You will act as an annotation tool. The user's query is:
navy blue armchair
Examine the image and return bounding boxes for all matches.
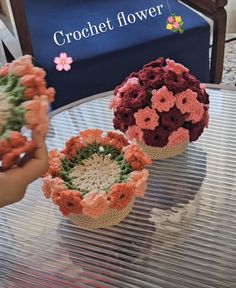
[0,0,227,109]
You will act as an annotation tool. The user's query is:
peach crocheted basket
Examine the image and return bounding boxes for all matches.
[110,57,209,160]
[42,129,151,229]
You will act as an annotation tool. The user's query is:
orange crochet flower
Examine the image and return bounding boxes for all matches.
[175,89,198,114]
[81,191,110,219]
[152,86,175,112]
[104,131,129,151]
[167,127,189,147]
[50,177,67,204]
[57,190,83,216]
[80,129,103,145]
[62,136,84,159]
[124,144,152,170]
[47,149,64,177]
[134,107,159,130]
[129,169,149,197]
[22,96,49,135]
[108,183,135,210]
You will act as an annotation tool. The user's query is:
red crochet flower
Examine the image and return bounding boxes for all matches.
[122,85,148,109]
[164,70,189,94]
[143,57,166,68]
[113,107,135,132]
[161,107,185,131]
[138,67,165,89]
[142,127,170,147]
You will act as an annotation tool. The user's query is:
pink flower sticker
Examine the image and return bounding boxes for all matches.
[54,53,73,71]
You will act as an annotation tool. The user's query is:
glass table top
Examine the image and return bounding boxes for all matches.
[1,87,236,288]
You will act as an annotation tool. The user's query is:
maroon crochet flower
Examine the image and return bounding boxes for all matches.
[142,126,170,147]
[122,85,148,109]
[160,107,185,131]
[113,107,135,132]
[138,67,165,89]
[143,57,165,69]
[184,119,205,142]
[164,70,189,94]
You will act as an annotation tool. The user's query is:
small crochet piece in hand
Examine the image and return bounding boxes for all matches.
[0,55,55,170]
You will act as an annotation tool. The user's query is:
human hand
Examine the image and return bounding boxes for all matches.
[0,131,48,207]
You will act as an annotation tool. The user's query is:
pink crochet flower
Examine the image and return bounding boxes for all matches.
[81,192,110,219]
[54,53,73,71]
[167,127,189,147]
[173,22,180,29]
[164,59,189,75]
[134,107,159,130]
[152,86,175,112]
[129,169,149,197]
[167,16,175,23]
[118,77,140,94]
[186,102,205,123]
[175,89,198,114]
[126,125,144,143]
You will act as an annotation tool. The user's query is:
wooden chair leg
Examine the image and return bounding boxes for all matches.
[210,7,227,83]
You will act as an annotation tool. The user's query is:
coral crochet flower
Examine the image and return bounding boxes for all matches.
[134,107,159,130]
[186,102,205,123]
[129,169,149,197]
[63,136,84,159]
[104,131,129,151]
[108,183,135,210]
[81,192,110,219]
[124,144,152,170]
[126,125,144,142]
[58,190,83,216]
[152,86,175,112]
[165,58,189,76]
[167,127,189,147]
[175,89,198,114]
[80,129,103,145]
[47,150,64,177]
[50,177,67,204]
[54,53,73,71]
[118,77,140,94]
[23,96,49,135]
[42,175,53,199]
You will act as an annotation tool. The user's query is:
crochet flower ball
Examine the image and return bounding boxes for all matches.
[110,58,209,148]
[0,55,55,170]
[42,129,151,219]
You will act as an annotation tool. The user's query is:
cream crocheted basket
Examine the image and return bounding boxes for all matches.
[139,140,189,160]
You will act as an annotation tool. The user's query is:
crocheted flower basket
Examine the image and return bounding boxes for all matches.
[110,57,209,160]
[42,129,151,229]
[0,55,55,170]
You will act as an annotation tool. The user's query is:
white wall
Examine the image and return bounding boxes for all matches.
[226,0,236,33]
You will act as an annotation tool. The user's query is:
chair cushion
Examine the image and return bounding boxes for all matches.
[23,0,210,108]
